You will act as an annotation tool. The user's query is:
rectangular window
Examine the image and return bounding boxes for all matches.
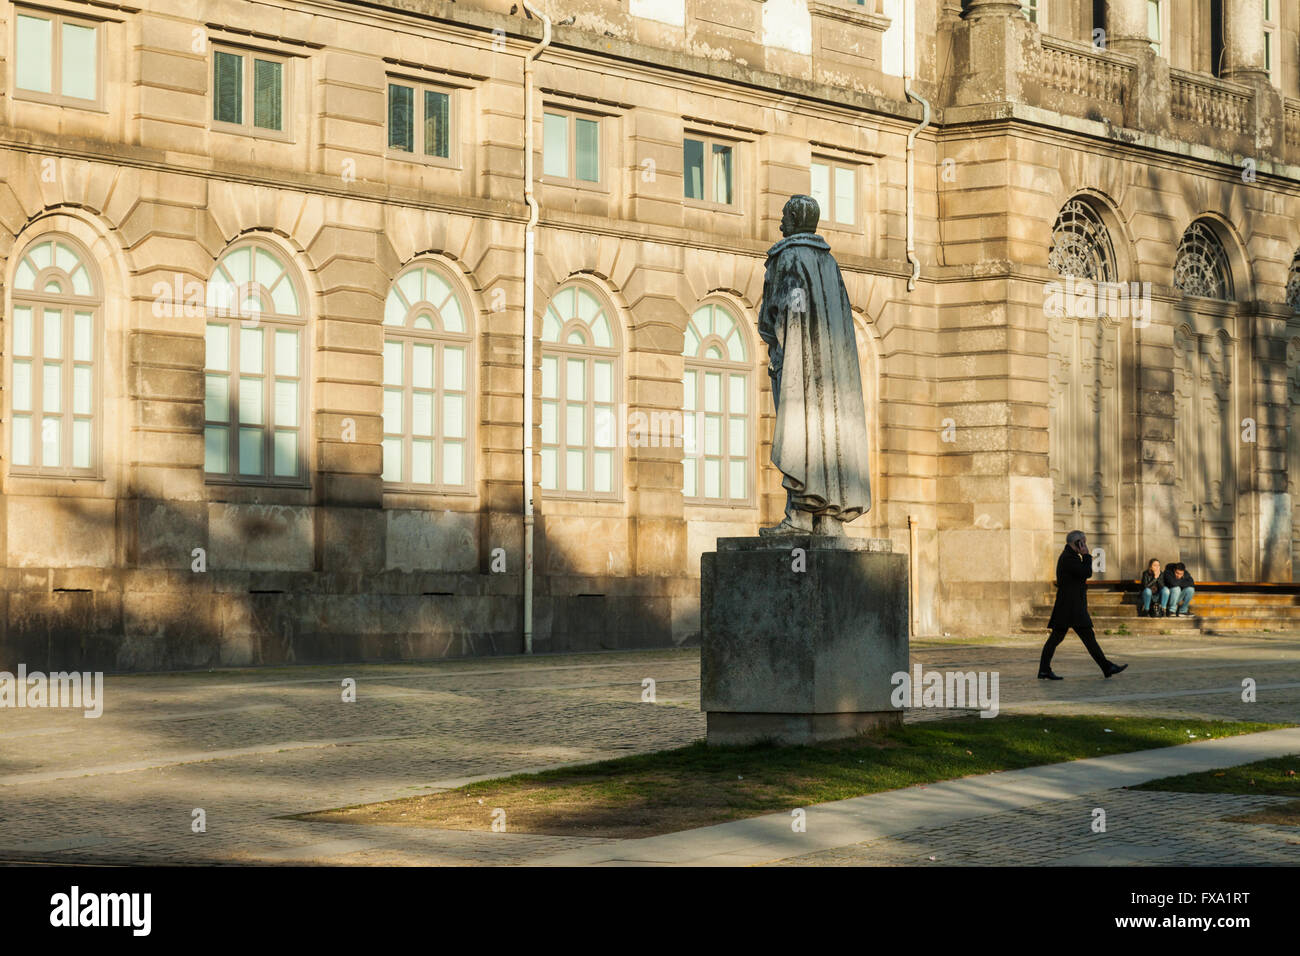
[683,135,736,207]
[9,303,97,475]
[388,80,454,162]
[1020,1,1039,26]
[212,46,288,137]
[204,322,302,482]
[1146,0,1166,57]
[810,159,858,228]
[542,109,601,185]
[13,9,100,107]
[1264,0,1279,88]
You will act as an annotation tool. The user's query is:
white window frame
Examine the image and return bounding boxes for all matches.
[8,234,102,478]
[683,133,738,210]
[1147,0,1169,58]
[386,76,458,167]
[12,7,103,110]
[1264,0,1280,88]
[810,157,860,230]
[682,301,753,507]
[210,44,292,142]
[203,242,308,485]
[542,107,603,187]
[381,261,475,492]
[1021,0,1044,30]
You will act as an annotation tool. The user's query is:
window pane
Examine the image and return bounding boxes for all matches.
[206,323,230,371]
[729,373,746,412]
[13,361,32,411]
[565,449,585,491]
[74,312,93,361]
[274,329,297,376]
[541,355,558,398]
[253,59,283,131]
[238,378,263,424]
[443,346,465,391]
[544,112,569,178]
[443,393,464,439]
[274,380,297,428]
[412,392,433,437]
[384,341,403,385]
[14,307,34,356]
[73,420,92,469]
[383,388,403,433]
[593,449,612,493]
[44,311,62,358]
[684,138,704,200]
[575,117,599,182]
[238,427,263,474]
[61,22,97,100]
[43,365,61,414]
[810,162,830,213]
[382,437,402,482]
[593,405,616,448]
[729,459,746,500]
[12,416,32,466]
[240,327,263,374]
[388,83,414,151]
[41,417,61,466]
[205,374,229,422]
[683,456,696,497]
[413,344,434,389]
[16,15,53,94]
[704,371,721,412]
[835,167,856,225]
[542,401,557,444]
[412,439,434,484]
[540,447,557,489]
[442,441,464,485]
[424,89,450,158]
[273,430,296,476]
[704,457,721,498]
[73,366,92,415]
[730,416,746,456]
[214,51,243,124]
[204,425,228,472]
[711,143,733,204]
[593,361,612,403]
[566,405,585,445]
[566,357,585,401]
[704,414,722,456]
[683,369,696,411]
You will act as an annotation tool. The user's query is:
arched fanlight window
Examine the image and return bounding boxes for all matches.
[540,283,619,497]
[1286,249,1300,311]
[1174,220,1234,300]
[382,262,473,489]
[9,235,101,475]
[682,301,751,503]
[1048,199,1116,282]
[203,240,307,483]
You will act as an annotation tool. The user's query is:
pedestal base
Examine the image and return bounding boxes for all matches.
[700,535,910,746]
[706,710,903,746]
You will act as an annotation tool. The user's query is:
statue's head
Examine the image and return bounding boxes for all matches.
[780,195,820,237]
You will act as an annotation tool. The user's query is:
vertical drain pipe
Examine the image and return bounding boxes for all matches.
[903,0,930,292]
[908,514,919,637]
[522,3,551,653]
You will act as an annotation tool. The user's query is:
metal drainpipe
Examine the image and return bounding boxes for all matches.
[521,2,551,653]
[903,0,930,292]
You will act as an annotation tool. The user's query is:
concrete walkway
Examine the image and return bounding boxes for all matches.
[530,728,1300,866]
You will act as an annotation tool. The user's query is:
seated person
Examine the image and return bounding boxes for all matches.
[1139,559,1161,617]
[1170,563,1195,616]
[1158,562,1181,616]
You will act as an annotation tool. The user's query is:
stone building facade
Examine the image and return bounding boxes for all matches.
[2,0,1299,671]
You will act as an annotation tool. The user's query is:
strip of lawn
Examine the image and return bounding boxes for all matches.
[1134,754,1300,827]
[296,715,1288,839]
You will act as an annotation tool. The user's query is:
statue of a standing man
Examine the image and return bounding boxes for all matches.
[758,195,872,536]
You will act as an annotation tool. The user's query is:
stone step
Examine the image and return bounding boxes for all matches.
[1028,603,1300,618]
[1040,592,1300,606]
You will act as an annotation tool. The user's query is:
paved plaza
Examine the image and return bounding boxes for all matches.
[1,632,1298,866]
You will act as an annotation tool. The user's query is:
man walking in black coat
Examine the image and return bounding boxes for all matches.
[1039,530,1128,680]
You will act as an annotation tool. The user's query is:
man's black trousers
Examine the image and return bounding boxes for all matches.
[1040,625,1109,673]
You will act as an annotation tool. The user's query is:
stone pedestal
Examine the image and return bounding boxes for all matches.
[699,536,909,746]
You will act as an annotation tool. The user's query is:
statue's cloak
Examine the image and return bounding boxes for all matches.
[757,233,871,520]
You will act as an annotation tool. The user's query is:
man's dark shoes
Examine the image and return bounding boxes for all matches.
[1038,669,1063,680]
[1103,662,1128,678]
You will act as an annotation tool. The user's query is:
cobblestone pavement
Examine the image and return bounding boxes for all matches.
[0,633,1297,866]
[765,790,1300,866]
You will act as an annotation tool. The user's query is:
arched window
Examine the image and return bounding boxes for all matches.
[1048,199,1116,282]
[1174,220,1234,300]
[682,301,750,503]
[540,283,618,496]
[1286,249,1300,311]
[204,240,306,482]
[9,235,100,475]
[382,261,473,489]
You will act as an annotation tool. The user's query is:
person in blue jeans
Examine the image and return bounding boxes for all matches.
[1160,563,1196,617]
[1139,558,1162,617]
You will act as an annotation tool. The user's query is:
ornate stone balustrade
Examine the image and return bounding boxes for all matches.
[1285,99,1300,149]
[1040,37,1131,106]
[1170,69,1253,134]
